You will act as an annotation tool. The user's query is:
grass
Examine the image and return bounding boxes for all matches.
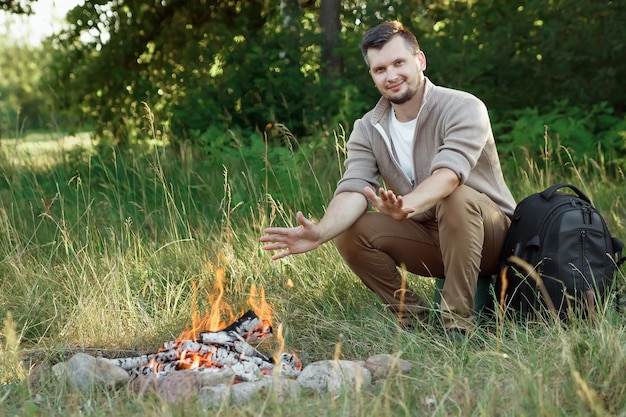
[0,126,625,416]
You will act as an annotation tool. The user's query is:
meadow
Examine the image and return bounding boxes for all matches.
[0,122,625,417]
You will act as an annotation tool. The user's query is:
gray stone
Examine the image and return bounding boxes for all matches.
[264,376,301,401]
[129,373,160,395]
[28,363,51,392]
[52,352,130,393]
[296,360,371,397]
[230,376,301,405]
[230,360,264,382]
[196,366,236,386]
[230,380,265,405]
[364,354,412,381]
[158,369,204,404]
[199,383,231,408]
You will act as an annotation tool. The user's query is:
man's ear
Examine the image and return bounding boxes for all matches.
[418,51,427,71]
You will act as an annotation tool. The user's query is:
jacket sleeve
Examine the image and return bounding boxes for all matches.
[334,118,381,199]
[430,96,491,184]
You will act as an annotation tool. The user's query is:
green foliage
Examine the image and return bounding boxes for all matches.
[417,0,626,117]
[0,36,53,136]
[193,122,340,220]
[48,0,324,142]
[494,101,626,174]
[3,0,625,165]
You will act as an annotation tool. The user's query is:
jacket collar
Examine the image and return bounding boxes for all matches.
[369,77,435,125]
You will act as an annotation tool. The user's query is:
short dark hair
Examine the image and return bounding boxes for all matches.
[360,21,420,67]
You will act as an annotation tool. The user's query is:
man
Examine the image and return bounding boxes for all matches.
[260,21,516,336]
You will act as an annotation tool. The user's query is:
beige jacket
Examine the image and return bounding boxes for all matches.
[335,78,516,220]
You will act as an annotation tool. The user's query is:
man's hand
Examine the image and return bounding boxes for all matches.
[260,211,322,260]
[364,186,415,220]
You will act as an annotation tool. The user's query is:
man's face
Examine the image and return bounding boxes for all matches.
[367,36,426,105]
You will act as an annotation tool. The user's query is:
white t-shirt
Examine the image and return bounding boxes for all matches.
[389,108,417,184]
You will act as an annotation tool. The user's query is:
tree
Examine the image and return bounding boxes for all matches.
[0,34,52,136]
[49,0,335,143]
[43,0,625,148]
[420,0,626,117]
[320,0,342,80]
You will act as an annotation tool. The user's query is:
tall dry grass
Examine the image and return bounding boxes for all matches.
[0,124,624,416]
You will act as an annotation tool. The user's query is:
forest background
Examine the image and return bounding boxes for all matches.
[0,0,626,415]
[2,0,625,166]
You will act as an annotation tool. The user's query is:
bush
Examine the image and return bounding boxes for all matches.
[494,101,626,174]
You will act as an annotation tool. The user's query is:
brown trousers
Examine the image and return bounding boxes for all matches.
[334,185,511,330]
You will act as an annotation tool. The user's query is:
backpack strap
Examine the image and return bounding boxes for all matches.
[540,183,592,204]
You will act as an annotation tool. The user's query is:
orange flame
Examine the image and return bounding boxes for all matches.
[177,269,275,343]
[205,268,235,330]
[276,323,285,357]
[178,350,213,370]
[157,268,281,373]
[247,283,272,327]
[179,268,237,341]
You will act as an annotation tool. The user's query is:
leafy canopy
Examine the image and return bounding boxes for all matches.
[3,0,624,158]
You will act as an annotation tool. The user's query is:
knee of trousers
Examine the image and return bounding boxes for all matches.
[334,226,358,261]
[436,185,483,221]
[334,216,373,262]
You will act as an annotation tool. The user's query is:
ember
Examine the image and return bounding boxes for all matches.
[102,311,301,382]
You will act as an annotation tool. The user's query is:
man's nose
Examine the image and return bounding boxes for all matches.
[386,66,398,80]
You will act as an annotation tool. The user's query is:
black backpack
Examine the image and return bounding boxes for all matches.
[496,183,625,319]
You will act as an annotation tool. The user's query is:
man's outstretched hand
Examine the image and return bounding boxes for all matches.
[364,187,415,220]
[260,211,322,260]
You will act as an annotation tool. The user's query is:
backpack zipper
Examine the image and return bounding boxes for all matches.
[580,228,587,270]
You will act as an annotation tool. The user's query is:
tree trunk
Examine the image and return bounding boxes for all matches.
[320,0,342,80]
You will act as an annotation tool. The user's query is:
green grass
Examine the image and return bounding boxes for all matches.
[0,127,625,416]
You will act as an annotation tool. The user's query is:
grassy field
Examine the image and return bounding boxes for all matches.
[0,128,625,416]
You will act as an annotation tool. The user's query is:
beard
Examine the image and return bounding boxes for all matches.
[384,78,421,105]
[388,89,416,105]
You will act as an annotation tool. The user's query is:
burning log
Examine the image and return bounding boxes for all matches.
[101,310,301,383]
[220,309,273,343]
[161,309,273,349]
[162,332,272,363]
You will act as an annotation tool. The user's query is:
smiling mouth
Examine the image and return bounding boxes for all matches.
[387,81,404,91]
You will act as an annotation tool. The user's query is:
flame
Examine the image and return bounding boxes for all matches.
[271,323,286,376]
[151,267,282,374]
[247,283,272,328]
[178,350,212,370]
[177,270,274,344]
[270,322,302,376]
[179,268,236,341]
[205,268,235,330]
[275,322,285,358]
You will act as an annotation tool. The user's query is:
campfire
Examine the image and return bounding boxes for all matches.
[102,270,302,383]
[35,268,413,406]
